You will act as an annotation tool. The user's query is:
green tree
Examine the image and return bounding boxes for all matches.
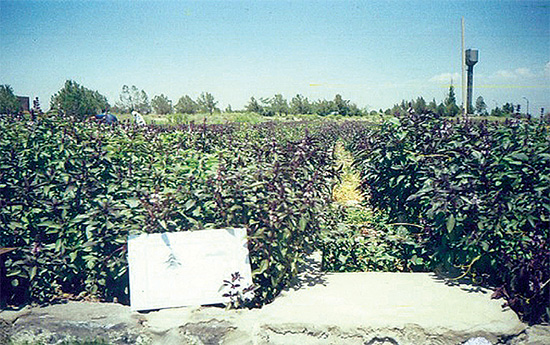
[50,80,109,120]
[333,94,351,116]
[245,96,263,114]
[490,106,503,117]
[444,85,460,116]
[269,94,289,116]
[151,94,173,115]
[390,103,402,116]
[348,103,362,116]
[0,85,20,114]
[475,96,488,115]
[116,85,151,114]
[137,90,152,114]
[259,98,275,116]
[313,99,335,116]
[197,92,218,115]
[175,95,198,114]
[427,98,438,114]
[502,103,515,116]
[436,102,447,117]
[413,96,427,114]
[290,94,312,115]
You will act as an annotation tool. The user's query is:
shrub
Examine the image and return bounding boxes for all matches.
[0,116,339,307]
[350,113,550,324]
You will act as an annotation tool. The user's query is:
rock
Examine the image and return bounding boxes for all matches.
[1,253,548,344]
[463,337,492,345]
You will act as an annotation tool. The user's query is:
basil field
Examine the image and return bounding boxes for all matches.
[0,113,548,324]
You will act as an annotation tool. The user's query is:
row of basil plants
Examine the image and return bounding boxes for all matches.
[349,113,549,324]
[0,115,339,307]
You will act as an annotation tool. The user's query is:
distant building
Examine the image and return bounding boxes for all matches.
[17,96,30,112]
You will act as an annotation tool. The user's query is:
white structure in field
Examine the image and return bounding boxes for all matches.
[132,111,146,126]
[127,228,252,311]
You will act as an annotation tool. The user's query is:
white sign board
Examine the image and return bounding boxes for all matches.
[127,228,252,311]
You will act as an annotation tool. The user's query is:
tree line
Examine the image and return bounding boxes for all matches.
[0,80,537,120]
[112,85,363,117]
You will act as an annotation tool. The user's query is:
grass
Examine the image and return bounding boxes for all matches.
[322,140,430,273]
[332,142,364,206]
[113,112,388,126]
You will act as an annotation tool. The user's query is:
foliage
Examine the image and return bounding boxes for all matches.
[32,97,43,117]
[245,96,263,114]
[220,271,256,308]
[50,80,109,120]
[175,95,199,115]
[268,94,289,116]
[151,94,173,115]
[313,99,334,116]
[0,116,339,308]
[491,102,517,117]
[0,84,20,115]
[242,94,364,117]
[332,94,361,116]
[390,90,462,118]
[475,96,488,116]
[116,85,151,114]
[197,92,218,115]
[350,112,550,324]
[321,207,429,272]
[444,84,460,116]
[290,94,312,115]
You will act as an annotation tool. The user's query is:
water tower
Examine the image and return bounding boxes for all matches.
[465,49,478,114]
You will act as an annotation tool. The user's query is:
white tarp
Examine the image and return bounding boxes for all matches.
[127,228,252,311]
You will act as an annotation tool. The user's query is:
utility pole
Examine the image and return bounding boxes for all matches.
[462,17,466,116]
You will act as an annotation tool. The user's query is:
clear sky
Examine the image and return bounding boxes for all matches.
[1,0,549,113]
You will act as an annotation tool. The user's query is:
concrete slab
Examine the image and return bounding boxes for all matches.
[259,272,523,333]
[1,254,547,344]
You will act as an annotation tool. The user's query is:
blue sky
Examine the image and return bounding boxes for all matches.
[1,0,549,113]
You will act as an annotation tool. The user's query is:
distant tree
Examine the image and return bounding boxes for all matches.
[197,92,218,115]
[444,85,460,116]
[245,96,263,114]
[31,97,43,118]
[0,85,20,114]
[436,102,447,117]
[491,106,503,117]
[50,80,109,120]
[259,97,275,116]
[151,94,173,115]
[475,96,488,115]
[313,99,334,116]
[175,95,198,114]
[348,103,362,116]
[413,96,427,114]
[426,98,437,114]
[136,90,151,114]
[290,94,312,115]
[225,104,233,113]
[333,94,351,116]
[502,103,515,116]
[116,85,151,114]
[269,94,289,116]
[390,102,403,116]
